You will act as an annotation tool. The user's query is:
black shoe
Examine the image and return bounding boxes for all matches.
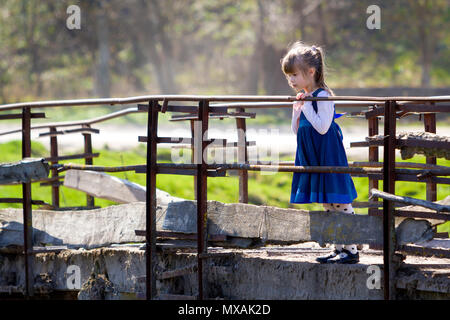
[316,249,341,264]
[326,249,359,264]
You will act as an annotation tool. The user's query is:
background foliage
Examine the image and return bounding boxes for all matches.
[0,0,449,104]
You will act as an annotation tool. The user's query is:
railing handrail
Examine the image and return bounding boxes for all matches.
[1,93,449,300]
[0,107,144,136]
[1,95,449,137]
[1,94,450,111]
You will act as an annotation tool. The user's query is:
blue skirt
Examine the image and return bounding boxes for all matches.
[290,112,357,204]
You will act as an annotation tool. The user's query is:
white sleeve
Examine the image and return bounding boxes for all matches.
[301,90,334,135]
[291,105,301,135]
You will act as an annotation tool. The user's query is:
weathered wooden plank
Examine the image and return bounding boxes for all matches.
[370,189,450,213]
[398,239,450,258]
[163,200,434,247]
[63,169,184,205]
[0,197,435,249]
[0,158,49,185]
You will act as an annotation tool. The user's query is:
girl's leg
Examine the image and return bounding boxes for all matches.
[322,203,343,252]
[331,203,358,255]
[316,203,344,263]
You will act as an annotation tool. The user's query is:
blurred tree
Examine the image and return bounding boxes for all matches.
[94,0,111,98]
[405,0,448,87]
[0,0,448,105]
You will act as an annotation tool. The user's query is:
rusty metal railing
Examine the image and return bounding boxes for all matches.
[1,107,146,210]
[0,94,449,300]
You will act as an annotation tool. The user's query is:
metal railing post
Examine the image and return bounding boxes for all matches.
[197,100,209,300]
[145,100,159,300]
[423,107,437,202]
[236,107,249,203]
[368,106,379,210]
[382,100,397,300]
[190,119,198,200]
[49,127,60,208]
[22,106,34,297]
[83,125,95,208]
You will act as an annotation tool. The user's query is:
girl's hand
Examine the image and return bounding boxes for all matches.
[296,92,312,100]
[296,92,306,100]
[293,92,307,111]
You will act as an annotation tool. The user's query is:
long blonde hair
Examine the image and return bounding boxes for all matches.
[280,41,334,96]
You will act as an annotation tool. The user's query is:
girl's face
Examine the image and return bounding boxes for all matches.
[285,67,315,93]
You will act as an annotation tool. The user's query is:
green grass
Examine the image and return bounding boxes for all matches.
[1,140,449,235]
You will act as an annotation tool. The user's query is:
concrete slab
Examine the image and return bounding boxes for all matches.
[0,203,162,249]
[0,244,449,300]
[0,199,434,250]
[163,200,433,246]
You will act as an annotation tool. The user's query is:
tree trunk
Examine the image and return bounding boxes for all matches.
[262,44,290,95]
[134,0,177,94]
[245,0,265,94]
[417,1,432,87]
[23,1,43,97]
[95,6,111,98]
[149,0,178,94]
[128,34,146,92]
[293,0,306,41]
[317,1,328,47]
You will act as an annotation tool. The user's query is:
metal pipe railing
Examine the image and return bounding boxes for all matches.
[1,94,450,112]
[0,107,144,136]
[0,94,449,301]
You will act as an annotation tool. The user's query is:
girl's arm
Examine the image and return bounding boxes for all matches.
[291,92,305,134]
[301,90,334,135]
[291,103,302,134]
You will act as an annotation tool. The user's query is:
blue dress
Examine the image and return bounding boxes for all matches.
[290,88,357,204]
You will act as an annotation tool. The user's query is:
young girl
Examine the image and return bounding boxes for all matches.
[281,42,359,264]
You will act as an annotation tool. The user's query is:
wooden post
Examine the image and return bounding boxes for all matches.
[383,100,397,300]
[83,126,95,208]
[236,108,249,203]
[22,106,34,297]
[49,127,60,208]
[146,100,158,300]
[423,108,437,202]
[197,100,209,300]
